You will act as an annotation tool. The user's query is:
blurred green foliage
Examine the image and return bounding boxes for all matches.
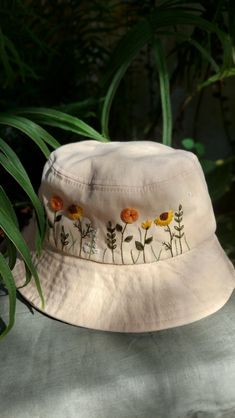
[0,0,235,338]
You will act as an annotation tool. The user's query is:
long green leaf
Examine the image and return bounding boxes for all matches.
[0,136,36,189]
[0,115,60,157]
[12,108,108,142]
[159,30,220,72]
[0,185,19,228]
[0,153,45,239]
[184,68,235,107]
[0,253,16,340]
[101,60,130,138]
[0,207,44,309]
[103,10,232,87]
[153,39,172,146]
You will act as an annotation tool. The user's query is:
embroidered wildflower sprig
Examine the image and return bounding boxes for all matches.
[134,220,153,263]
[49,195,64,246]
[48,193,190,264]
[60,225,69,251]
[154,211,174,257]
[116,208,138,264]
[106,221,117,263]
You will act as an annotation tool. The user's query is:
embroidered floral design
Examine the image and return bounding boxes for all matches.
[105,221,117,263]
[67,204,83,220]
[133,220,153,263]
[83,228,98,259]
[60,225,69,251]
[154,210,174,226]
[120,208,139,224]
[49,195,64,246]
[47,194,190,264]
[50,195,63,212]
[116,208,139,264]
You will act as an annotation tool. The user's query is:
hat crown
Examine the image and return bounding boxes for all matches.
[40,140,216,265]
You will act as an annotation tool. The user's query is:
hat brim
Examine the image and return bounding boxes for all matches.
[13,221,235,333]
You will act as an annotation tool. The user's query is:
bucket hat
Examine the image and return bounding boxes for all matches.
[13,140,235,332]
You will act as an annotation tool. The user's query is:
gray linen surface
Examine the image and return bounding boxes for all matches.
[1,291,235,418]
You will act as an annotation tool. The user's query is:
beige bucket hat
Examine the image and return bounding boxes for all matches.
[13,140,235,332]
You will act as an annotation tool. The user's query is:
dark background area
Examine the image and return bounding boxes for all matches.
[0,0,235,261]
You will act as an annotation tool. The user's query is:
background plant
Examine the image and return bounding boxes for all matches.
[0,0,235,339]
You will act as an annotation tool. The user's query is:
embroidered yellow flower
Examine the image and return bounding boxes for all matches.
[50,195,64,212]
[120,208,139,224]
[141,220,152,230]
[154,210,174,226]
[67,204,83,220]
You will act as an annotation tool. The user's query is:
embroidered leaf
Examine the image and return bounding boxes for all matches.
[145,236,153,244]
[174,216,183,223]
[135,241,144,251]
[175,233,184,239]
[107,243,117,250]
[115,223,123,232]
[55,215,62,222]
[107,221,116,233]
[174,225,184,231]
[124,235,133,242]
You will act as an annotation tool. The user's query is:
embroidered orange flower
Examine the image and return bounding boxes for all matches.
[120,208,139,224]
[67,204,83,220]
[50,195,63,212]
[141,220,152,230]
[154,210,174,226]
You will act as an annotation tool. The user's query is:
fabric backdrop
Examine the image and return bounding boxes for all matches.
[1,290,235,418]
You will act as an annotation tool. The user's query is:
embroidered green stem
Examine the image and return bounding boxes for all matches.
[102,248,107,263]
[53,211,57,246]
[174,204,184,254]
[143,229,148,263]
[120,223,127,264]
[60,225,69,251]
[106,221,117,263]
[184,235,190,251]
[76,218,83,257]
[164,225,174,257]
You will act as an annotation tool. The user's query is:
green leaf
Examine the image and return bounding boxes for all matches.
[124,235,133,243]
[197,68,235,91]
[115,223,123,232]
[101,60,130,138]
[0,115,58,157]
[153,38,172,146]
[104,10,231,87]
[182,138,195,150]
[135,241,144,251]
[5,237,17,270]
[0,207,44,309]
[13,108,107,143]
[0,253,16,340]
[145,236,153,244]
[0,152,45,239]
[0,185,18,228]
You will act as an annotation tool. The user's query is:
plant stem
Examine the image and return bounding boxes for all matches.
[120,223,127,264]
[53,211,57,247]
[78,218,83,257]
[166,225,174,257]
[143,229,148,263]
[153,38,172,146]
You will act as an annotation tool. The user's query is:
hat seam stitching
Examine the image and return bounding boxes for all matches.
[46,157,200,191]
